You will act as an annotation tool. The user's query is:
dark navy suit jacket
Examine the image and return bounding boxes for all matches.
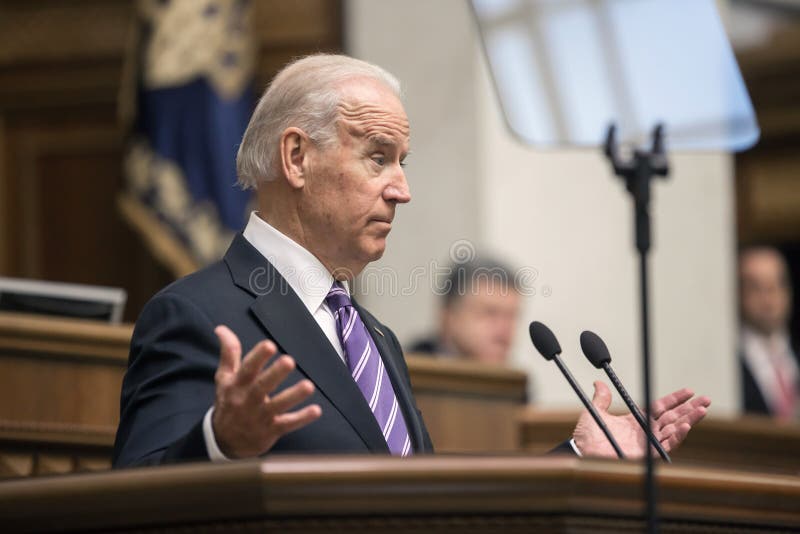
[113,234,434,467]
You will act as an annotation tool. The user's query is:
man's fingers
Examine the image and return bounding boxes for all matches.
[658,403,708,447]
[253,355,296,396]
[237,339,279,385]
[267,379,315,415]
[660,422,692,452]
[675,400,709,428]
[215,325,242,377]
[651,388,694,419]
[271,404,322,437]
[591,381,613,412]
[654,395,711,430]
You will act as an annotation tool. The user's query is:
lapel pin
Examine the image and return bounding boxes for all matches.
[373,326,385,337]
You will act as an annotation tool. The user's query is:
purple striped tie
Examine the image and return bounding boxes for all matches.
[325,282,412,456]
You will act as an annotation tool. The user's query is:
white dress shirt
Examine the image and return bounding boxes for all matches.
[741,326,799,418]
[203,212,348,460]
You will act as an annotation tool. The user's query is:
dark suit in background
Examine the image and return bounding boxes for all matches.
[741,353,771,415]
[740,342,800,416]
[113,234,433,467]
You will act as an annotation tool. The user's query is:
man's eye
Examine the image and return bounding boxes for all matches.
[371,155,385,166]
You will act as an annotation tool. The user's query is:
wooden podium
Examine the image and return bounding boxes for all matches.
[0,456,798,533]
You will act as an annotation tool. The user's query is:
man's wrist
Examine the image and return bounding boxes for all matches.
[203,406,232,462]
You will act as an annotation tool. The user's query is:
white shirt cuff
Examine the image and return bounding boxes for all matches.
[569,438,583,457]
[203,406,232,462]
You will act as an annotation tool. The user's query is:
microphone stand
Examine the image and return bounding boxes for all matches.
[603,124,669,534]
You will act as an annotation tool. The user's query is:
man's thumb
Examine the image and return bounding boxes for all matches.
[591,380,612,411]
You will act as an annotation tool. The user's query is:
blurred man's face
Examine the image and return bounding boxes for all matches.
[740,249,792,336]
[441,282,521,365]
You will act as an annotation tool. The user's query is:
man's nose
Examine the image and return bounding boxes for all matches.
[384,165,411,204]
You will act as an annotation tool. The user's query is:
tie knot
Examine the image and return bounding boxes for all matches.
[325,281,352,312]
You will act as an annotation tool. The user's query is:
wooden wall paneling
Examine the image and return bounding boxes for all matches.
[17,122,46,278]
[16,123,122,282]
[0,1,133,67]
[2,115,22,278]
[253,0,343,47]
[735,24,800,244]
[0,117,7,274]
[1,109,175,322]
[736,25,800,144]
[0,104,175,319]
[253,0,343,87]
[737,148,800,243]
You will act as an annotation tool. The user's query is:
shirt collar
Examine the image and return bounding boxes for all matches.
[242,211,349,316]
[741,325,791,353]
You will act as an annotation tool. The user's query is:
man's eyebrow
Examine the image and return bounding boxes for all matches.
[366,134,396,146]
[366,134,412,156]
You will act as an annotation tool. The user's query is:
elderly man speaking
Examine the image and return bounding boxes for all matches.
[113,54,709,467]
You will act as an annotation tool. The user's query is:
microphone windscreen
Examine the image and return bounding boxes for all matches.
[580,330,612,368]
[529,321,561,360]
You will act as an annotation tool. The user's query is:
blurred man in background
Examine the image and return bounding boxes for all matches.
[739,245,799,421]
[409,258,520,365]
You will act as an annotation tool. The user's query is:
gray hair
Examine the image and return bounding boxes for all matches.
[236,54,402,189]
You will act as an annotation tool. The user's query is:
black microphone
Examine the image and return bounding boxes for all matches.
[529,321,625,459]
[580,330,671,463]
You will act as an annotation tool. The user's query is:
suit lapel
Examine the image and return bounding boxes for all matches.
[353,299,426,454]
[224,235,389,453]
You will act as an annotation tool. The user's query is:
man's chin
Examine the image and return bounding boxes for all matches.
[361,238,387,261]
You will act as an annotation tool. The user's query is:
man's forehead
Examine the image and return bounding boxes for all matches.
[742,250,785,274]
[338,103,410,147]
[336,80,410,139]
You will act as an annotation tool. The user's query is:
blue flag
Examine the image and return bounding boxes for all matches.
[121,0,254,274]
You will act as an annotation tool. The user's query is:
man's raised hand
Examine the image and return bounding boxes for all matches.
[211,325,322,459]
[573,381,710,458]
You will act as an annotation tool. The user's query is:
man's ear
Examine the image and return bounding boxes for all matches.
[279,127,310,189]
